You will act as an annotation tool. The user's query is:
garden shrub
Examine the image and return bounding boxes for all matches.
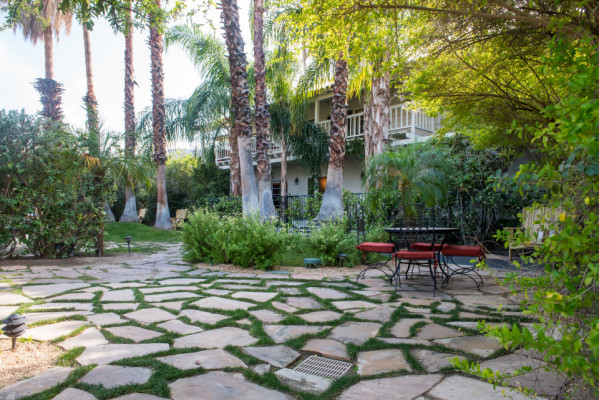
[0,110,113,258]
[300,219,361,267]
[182,209,289,270]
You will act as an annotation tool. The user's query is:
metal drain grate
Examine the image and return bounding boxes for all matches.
[294,355,352,379]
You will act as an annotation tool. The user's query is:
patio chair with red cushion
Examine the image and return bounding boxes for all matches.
[355,208,396,283]
[440,243,485,290]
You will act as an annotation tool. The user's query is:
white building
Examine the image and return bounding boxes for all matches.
[215,91,442,196]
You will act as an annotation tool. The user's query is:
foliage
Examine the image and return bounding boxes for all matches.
[364,142,451,213]
[298,219,359,267]
[455,39,599,395]
[0,110,113,258]
[182,209,289,270]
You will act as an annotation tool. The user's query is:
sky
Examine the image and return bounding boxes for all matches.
[0,3,251,134]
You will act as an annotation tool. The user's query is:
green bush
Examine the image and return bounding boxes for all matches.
[0,110,113,258]
[182,210,289,270]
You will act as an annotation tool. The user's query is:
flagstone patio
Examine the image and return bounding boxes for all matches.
[0,244,564,399]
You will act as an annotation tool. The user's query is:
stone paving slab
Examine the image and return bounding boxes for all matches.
[264,324,331,343]
[191,296,254,310]
[271,301,298,313]
[379,337,432,346]
[231,291,277,302]
[21,283,89,298]
[411,349,460,372]
[53,388,97,400]
[156,319,203,335]
[124,308,177,325]
[106,282,147,288]
[302,338,350,361]
[77,343,170,365]
[59,327,109,350]
[103,302,139,311]
[173,327,257,349]
[427,375,535,400]
[434,335,503,357]
[242,345,301,368]
[202,289,232,296]
[307,287,351,299]
[158,349,246,370]
[88,312,128,326]
[151,301,185,311]
[102,289,135,302]
[413,323,465,340]
[390,318,427,338]
[139,286,193,294]
[80,365,152,388]
[179,309,228,324]
[29,302,93,311]
[169,371,294,400]
[284,296,323,309]
[158,278,205,285]
[0,367,73,400]
[332,300,378,310]
[299,310,342,322]
[23,310,93,323]
[112,395,166,400]
[25,320,88,341]
[105,325,163,342]
[353,306,395,322]
[249,309,284,323]
[144,292,200,302]
[49,292,94,301]
[328,322,382,345]
[357,349,412,375]
[275,368,331,394]
[338,373,443,400]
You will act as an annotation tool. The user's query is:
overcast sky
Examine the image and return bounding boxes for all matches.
[0,3,251,134]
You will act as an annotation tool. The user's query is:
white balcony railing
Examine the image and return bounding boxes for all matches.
[215,103,440,164]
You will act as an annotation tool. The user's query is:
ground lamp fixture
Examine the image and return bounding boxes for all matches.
[2,313,27,349]
[124,236,132,254]
[338,253,347,267]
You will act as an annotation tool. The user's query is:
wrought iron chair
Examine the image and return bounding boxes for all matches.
[440,243,486,290]
[355,206,396,283]
[390,214,440,296]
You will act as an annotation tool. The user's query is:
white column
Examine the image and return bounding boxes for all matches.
[314,99,320,123]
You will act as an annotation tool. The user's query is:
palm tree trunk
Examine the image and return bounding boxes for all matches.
[82,25,99,133]
[228,125,242,196]
[253,0,275,219]
[365,68,390,162]
[149,0,172,230]
[316,55,349,222]
[120,7,139,223]
[220,0,259,215]
[280,133,287,198]
[36,27,63,121]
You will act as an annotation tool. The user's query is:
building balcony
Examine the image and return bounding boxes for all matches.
[215,103,441,166]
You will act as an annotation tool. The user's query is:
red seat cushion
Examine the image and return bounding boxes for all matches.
[411,242,445,251]
[356,242,395,253]
[442,245,483,258]
[393,250,436,260]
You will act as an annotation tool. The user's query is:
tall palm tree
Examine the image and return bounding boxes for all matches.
[220,0,259,215]
[149,0,171,229]
[165,25,241,196]
[315,54,349,221]
[120,5,140,222]
[253,0,275,218]
[364,63,391,163]
[82,24,99,134]
[15,0,72,120]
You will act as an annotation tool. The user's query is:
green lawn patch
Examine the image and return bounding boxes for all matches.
[104,222,182,244]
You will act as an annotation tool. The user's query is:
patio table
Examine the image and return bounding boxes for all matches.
[384,226,460,287]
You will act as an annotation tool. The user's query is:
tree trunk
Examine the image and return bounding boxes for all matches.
[149,1,172,230]
[365,69,391,163]
[120,7,139,223]
[104,202,116,222]
[280,133,287,198]
[220,0,259,216]
[228,125,241,196]
[82,25,99,134]
[44,27,53,80]
[316,55,349,222]
[253,0,275,219]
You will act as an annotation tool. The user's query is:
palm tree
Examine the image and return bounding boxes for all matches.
[220,0,259,215]
[82,23,99,134]
[148,0,171,229]
[253,0,275,218]
[14,0,72,120]
[364,142,450,214]
[315,54,349,221]
[120,5,140,222]
[165,25,241,196]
